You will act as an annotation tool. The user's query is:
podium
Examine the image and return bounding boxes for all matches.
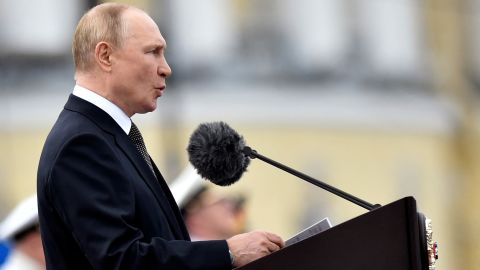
[237,197,433,270]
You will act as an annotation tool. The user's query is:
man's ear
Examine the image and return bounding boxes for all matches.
[94,42,113,72]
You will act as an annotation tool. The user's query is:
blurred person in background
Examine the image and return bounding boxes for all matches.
[0,195,45,270]
[37,3,283,270]
[182,189,247,241]
[170,166,248,241]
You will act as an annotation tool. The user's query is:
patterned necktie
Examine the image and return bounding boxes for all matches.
[128,122,155,177]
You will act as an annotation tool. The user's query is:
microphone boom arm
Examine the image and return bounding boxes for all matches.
[242,146,381,211]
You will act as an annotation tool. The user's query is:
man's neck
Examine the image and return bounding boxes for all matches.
[75,74,107,99]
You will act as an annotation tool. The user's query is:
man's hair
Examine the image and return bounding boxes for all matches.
[72,3,130,71]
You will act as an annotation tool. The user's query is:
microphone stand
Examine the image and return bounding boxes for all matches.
[242,146,381,211]
[242,146,438,268]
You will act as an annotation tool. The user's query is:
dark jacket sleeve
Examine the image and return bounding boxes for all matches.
[46,133,231,270]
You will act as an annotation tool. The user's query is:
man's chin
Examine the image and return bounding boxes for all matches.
[147,102,158,113]
[135,106,156,115]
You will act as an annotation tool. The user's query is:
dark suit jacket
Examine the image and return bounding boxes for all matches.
[37,95,231,270]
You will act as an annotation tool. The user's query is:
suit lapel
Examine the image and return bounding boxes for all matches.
[64,94,187,240]
[115,133,188,240]
[150,161,191,240]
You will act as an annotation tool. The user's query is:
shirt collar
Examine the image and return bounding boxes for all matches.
[72,84,132,134]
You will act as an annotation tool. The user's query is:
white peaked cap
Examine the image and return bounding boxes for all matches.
[0,195,38,241]
[169,165,206,209]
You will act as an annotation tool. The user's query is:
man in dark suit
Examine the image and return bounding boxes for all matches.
[37,3,283,270]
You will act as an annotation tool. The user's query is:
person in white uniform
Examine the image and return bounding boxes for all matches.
[0,195,45,270]
[170,166,247,241]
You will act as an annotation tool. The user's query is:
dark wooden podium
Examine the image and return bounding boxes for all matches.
[237,197,429,270]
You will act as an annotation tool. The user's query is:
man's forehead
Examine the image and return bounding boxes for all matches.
[123,9,162,37]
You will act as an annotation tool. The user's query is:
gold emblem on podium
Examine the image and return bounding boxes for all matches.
[425,218,438,270]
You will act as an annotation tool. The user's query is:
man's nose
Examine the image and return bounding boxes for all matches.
[158,57,172,78]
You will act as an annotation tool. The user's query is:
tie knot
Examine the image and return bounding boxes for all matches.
[128,122,143,144]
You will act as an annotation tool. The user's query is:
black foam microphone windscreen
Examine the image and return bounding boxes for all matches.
[187,122,250,186]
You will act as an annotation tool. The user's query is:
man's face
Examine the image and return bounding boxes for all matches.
[109,9,171,117]
[188,191,246,239]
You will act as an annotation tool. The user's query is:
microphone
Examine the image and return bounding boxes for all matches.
[187,121,380,211]
[187,121,250,186]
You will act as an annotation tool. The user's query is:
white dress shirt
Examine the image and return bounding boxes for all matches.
[72,85,131,135]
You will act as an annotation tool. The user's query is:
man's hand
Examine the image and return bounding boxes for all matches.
[226,230,285,268]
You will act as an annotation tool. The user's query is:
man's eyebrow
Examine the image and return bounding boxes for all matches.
[148,43,166,50]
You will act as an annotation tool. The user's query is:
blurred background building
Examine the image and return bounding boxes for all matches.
[0,0,479,269]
